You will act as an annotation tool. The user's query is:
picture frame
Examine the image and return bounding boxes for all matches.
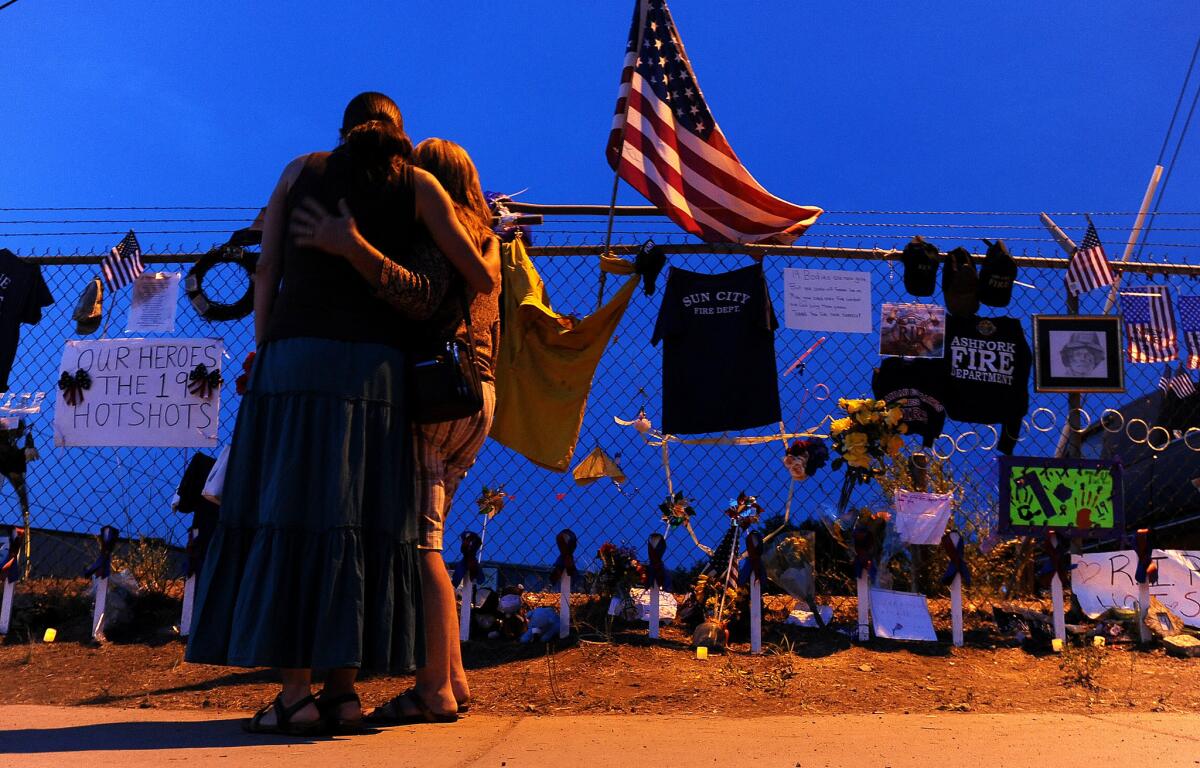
[1032,315,1124,393]
[997,456,1124,537]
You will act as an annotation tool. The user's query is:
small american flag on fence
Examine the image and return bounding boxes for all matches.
[1157,363,1171,393]
[101,230,144,291]
[1065,217,1115,297]
[1180,295,1200,370]
[1168,364,1196,398]
[606,0,822,245]
[1120,287,1177,364]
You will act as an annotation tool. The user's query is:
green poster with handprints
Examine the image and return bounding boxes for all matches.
[999,457,1123,534]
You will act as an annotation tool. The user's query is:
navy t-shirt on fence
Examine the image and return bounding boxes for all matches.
[651,262,781,435]
[0,249,54,391]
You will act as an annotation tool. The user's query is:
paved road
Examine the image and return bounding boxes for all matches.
[1,706,1197,767]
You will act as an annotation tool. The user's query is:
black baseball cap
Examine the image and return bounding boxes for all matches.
[942,247,979,316]
[978,239,1017,307]
[901,237,940,296]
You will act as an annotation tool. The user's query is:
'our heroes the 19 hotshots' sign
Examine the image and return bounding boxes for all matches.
[54,338,223,448]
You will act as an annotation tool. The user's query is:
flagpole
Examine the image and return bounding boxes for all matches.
[598,0,650,311]
[1103,165,1163,314]
[1054,164,1163,458]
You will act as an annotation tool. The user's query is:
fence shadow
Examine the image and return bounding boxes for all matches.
[0,717,333,754]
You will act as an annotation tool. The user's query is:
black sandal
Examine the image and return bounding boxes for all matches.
[315,689,365,735]
[243,693,323,736]
[364,688,458,725]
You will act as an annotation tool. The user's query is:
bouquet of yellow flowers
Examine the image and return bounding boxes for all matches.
[829,398,907,484]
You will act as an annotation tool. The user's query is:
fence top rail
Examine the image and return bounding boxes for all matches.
[8,243,1200,276]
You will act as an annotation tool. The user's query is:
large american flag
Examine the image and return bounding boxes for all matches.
[101,230,144,291]
[606,0,822,245]
[1120,287,1177,363]
[1064,217,1114,296]
[1168,364,1196,398]
[1180,295,1200,370]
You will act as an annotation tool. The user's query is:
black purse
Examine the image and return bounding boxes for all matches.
[408,286,484,424]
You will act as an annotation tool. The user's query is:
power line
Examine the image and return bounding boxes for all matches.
[0,0,22,11]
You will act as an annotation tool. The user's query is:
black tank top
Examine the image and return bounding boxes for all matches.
[265,149,420,349]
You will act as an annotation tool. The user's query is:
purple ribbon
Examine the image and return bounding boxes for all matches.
[644,533,667,589]
[83,525,120,579]
[185,527,205,579]
[940,532,971,586]
[188,364,223,399]
[1,528,24,583]
[550,529,577,582]
[739,530,767,586]
[452,531,482,587]
[1134,528,1158,585]
[58,369,92,406]
[1038,530,1075,584]
[852,526,876,581]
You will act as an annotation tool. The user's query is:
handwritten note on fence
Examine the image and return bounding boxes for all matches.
[783,268,872,333]
[1072,549,1200,627]
[54,338,223,448]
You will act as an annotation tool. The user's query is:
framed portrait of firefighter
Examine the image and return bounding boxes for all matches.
[1033,315,1124,393]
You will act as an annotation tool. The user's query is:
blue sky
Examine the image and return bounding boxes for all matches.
[2,2,1198,567]
[2,1,1198,221]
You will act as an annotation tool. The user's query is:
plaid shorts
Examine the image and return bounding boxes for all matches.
[414,381,496,551]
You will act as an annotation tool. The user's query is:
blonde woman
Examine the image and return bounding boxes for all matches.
[296,138,500,724]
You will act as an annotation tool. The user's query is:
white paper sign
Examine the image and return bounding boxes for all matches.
[630,587,678,622]
[54,338,223,448]
[1071,549,1200,627]
[869,587,938,641]
[783,268,873,333]
[126,272,181,333]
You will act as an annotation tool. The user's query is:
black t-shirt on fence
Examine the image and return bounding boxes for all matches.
[651,263,781,435]
[0,249,54,391]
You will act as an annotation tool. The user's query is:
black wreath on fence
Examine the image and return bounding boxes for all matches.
[185,244,257,322]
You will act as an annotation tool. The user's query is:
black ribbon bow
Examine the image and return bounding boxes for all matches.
[1134,528,1158,585]
[1,527,24,583]
[644,533,668,589]
[58,369,92,407]
[185,527,206,579]
[940,532,971,586]
[852,525,877,581]
[188,364,223,399]
[739,530,768,586]
[83,525,120,580]
[452,531,483,587]
[1038,530,1075,584]
[550,529,577,583]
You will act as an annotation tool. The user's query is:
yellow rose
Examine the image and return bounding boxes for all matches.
[845,433,868,449]
[837,398,849,410]
[831,417,853,435]
[898,424,909,434]
[845,399,864,414]
[885,434,904,456]
[846,452,871,469]
[854,410,874,425]
[885,408,903,427]
[875,400,887,410]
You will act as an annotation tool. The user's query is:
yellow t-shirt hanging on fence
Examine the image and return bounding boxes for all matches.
[491,239,640,471]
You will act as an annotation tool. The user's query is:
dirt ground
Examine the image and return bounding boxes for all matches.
[2,582,1198,716]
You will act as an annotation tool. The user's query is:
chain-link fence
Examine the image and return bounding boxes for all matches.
[2,209,1199,620]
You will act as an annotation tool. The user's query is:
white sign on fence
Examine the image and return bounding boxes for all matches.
[1072,549,1200,628]
[54,338,223,448]
[783,268,873,333]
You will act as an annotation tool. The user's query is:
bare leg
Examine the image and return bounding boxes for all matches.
[256,669,319,727]
[322,667,362,721]
[413,550,465,714]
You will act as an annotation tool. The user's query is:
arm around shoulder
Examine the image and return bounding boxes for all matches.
[413,168,497,294]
